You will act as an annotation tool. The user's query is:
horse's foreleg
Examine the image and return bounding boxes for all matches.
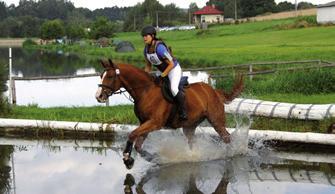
[123,120,160,169]
[183,127,196,150]
[135,134,148,152]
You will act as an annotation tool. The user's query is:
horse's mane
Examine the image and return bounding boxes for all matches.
[118,63,154,82]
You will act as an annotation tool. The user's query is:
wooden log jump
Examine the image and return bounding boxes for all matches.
[1,118,335,145]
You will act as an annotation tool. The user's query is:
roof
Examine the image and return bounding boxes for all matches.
[317,1,335,8]
[193,5,223,15]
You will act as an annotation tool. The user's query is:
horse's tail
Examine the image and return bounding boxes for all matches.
[215,74,243,104]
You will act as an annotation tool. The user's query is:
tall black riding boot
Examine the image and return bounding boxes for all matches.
[175,91,188,121]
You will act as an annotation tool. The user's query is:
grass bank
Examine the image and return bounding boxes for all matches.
[3,105,334,133]
[33,17,335,67]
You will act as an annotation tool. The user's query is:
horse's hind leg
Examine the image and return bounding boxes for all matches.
[207,111,231,143]
[183,126,196,150]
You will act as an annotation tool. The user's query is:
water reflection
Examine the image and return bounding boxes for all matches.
[0,48,101,77]
[1,137,335,194]
[1,48,213,107]
[0,145,14,194]
[124,156,335,194]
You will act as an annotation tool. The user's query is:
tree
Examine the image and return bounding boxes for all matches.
[275,1,295,12]
[206,0,225,11]
[298,2,316,9]
[19,16,42,37]
[240,0,276,18]
[123,3,143,31]
[189,2,199,13]
[36,0,75,20]
[40,19,65,40]
[15,0,38,17]
[66,24,86,42]
[221,0,242,19]
[141,0,164,25]
[90,17,115,39]
[162,3,185,26]
[0,17,22,37]
[0,2,7,21]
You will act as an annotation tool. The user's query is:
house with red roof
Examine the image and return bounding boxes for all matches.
[193,5,224,24]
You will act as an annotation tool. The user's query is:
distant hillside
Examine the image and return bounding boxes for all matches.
[245,8,316,22]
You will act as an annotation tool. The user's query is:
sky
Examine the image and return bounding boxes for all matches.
[2,0,333,10]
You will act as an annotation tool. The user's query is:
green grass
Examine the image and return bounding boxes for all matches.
[34,17,335,68]
[5,105,138,124]
[5,104,334,133]
[254,93,335,104]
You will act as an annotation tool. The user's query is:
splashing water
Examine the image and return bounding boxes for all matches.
[140,115,251,164]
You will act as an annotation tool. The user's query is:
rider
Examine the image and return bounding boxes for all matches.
[141,25,188,120]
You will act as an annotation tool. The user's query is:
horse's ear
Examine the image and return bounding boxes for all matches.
[100,59,106,68]
[108,59,115,68]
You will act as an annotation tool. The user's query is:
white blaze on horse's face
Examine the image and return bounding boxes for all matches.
[95,71,107,103]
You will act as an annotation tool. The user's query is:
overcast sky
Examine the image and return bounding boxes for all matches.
[2,0,332,10]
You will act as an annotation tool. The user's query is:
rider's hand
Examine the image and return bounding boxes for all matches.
[161,72,167,77]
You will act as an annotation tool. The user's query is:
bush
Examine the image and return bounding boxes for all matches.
[0,63,10,116]
[295,16,317,25]
[22,39,38,47]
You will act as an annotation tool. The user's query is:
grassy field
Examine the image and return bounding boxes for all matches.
[35,17,335,68]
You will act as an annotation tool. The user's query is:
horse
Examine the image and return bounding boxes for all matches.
[95,59,243,169]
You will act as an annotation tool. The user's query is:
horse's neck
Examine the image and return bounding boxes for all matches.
[119,65,154,102]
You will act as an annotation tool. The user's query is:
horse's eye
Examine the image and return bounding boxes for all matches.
[107,76,114,79]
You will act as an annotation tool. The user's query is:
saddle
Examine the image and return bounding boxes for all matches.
[160,76,189,103]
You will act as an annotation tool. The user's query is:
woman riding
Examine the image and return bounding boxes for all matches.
[141,25,188,120]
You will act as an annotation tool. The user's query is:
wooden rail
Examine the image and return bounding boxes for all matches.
[12,73,100,81]
[211,63,335,78]
[185,60,323,72]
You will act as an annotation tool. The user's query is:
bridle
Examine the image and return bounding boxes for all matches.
[98,65,157,103]
[98,67,126,97]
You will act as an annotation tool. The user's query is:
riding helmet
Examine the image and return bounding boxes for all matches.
[141,26,156,37]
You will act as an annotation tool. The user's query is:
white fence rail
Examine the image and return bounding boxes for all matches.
[226,98,335,120]
[1,118,335,145]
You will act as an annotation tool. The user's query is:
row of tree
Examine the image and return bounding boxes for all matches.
[0,0,316,38]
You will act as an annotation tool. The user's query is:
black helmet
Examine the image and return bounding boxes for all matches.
[141,26,156,36]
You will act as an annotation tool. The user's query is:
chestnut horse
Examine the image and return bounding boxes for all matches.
[95,59,243,169]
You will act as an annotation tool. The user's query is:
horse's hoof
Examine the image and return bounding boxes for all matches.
[123,157,135,169]
[223,135,231,144]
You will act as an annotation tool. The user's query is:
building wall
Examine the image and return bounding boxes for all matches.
[194,14,224,24]
[317,7,335,23]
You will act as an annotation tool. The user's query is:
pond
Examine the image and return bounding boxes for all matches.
[0,128,335,194]
[0,47,211,107]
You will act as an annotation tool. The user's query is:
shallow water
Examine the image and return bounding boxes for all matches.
[1,129,335,194]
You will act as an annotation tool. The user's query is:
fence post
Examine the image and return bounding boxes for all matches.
[11,78,16,104]
[8,48,13,104]
[249,64,253,81]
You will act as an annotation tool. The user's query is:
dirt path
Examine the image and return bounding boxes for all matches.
[0,38,40,47]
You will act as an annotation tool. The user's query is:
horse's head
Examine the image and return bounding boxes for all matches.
[95,59,122,103]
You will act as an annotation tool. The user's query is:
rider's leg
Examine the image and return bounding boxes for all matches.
[168,65,188,120]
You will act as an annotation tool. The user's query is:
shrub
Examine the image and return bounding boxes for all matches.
[22,39,38,48]
[0,63,10,116]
